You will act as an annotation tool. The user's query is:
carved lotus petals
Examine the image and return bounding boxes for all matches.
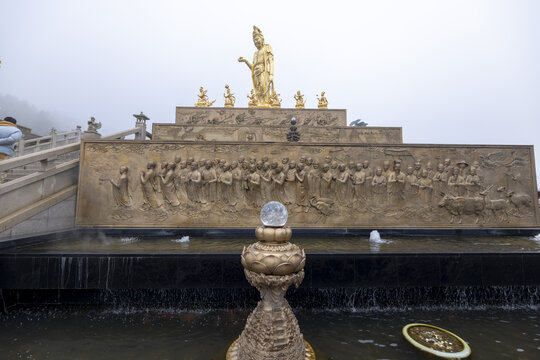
[273,262,296,276]
[242,244,305,275]
[255,226,292,243]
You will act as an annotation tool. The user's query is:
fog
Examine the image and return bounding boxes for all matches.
[0,0,539,181]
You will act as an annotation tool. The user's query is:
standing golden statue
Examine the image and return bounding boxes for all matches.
[224,85,236,108]
[238,26,277,108]
[316,92,328,109]
[294,91,305,109]
[195,87,215,107]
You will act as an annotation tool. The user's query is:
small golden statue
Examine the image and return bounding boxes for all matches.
[238,26,276,108]
[270,91,281,108]
[224,85,236,108]
[317,91,328,109]
[294,91,305,109]
[195,87,216,107]
[247,89,257,108]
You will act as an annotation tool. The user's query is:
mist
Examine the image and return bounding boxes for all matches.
[0,0,538,183]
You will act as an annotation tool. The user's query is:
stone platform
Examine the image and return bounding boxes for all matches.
[175,107,347,127]
[76,140,539,229]
[152,123,402,143]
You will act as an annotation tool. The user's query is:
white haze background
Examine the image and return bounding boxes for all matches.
[0,0,539,182]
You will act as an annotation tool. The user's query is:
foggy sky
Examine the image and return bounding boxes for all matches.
[1,0,539,179]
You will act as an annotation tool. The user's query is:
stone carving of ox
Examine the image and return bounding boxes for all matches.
[438,193,485,224]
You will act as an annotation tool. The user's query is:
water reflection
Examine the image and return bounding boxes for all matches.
[1,307,539,359]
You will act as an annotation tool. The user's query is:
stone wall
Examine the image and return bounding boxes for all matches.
[152,123,402,144]
[0,195,76,240]
[76,141,540,229]
[175,107,347,127]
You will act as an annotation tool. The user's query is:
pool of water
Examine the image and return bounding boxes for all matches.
[6,233,540,254]
[1,306,539,359]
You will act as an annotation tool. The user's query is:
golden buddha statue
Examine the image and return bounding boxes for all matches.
[195,87,215,107]
[224,85,236,108]
[238,26,276,108]
[294,91,305,109]
[317,91,328,109]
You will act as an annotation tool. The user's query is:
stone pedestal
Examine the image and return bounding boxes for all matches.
[227,220,315,360]
[82,130,101,140]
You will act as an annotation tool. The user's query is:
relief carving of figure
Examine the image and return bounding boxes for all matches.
[417,169,433,205]
[295,163,308,211]
[284,160,297,205]
[307,160,321,199]
[387,160,405,204]
[363,160,373,193]
[201,160,217,204]
[260,162,273,203]
[219,163,233,205]
[177,161,190,202]
[448,167,465,196]
[161,163,180,207]
[140,161,163,209]
[246,164,262,207]
[352,163,366,204]
[187,162,202,203]
[271,165,286,204]
[412,160,422,178]
[405,166,419,200]
[336,163,350,205]
[441,158,452,182]
[105,166,133,208]
[372,167,387,204]
[382,160,392,180]
[231,161,243,206]
[321,164,334,199]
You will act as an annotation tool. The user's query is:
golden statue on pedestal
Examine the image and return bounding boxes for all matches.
[224,85,236,108]
[316,92,328,109]
[238,26,278,108]
[270,91,282,108]
[294,91,305,109]
[247,90,257,108]
[195,87,215,107]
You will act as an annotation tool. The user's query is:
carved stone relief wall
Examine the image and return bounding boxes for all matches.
[152,124,403,144]
[76,141,540,228]
[175,107,347,127]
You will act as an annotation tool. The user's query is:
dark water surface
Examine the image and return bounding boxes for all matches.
[6,234,540,254]
[1,307,539,359]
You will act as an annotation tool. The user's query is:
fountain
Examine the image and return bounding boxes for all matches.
[227,201,315,359]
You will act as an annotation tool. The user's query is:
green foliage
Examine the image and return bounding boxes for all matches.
[349,119,368,127]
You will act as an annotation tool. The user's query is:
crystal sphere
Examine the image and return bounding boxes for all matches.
[260,201,288,227]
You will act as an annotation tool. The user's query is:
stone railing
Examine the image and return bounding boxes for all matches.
[13,128,83,157]
[0,125,149,239]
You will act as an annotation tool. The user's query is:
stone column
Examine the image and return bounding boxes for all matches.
[227,202,315,360]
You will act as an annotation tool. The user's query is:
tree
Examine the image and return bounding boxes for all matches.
[349,119,368,127]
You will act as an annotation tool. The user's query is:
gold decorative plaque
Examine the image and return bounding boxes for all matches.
[76,141,540,229]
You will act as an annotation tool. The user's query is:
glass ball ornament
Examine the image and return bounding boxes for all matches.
[260,201,288,227]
